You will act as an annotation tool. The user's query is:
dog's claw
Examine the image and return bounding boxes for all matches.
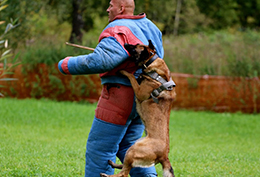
[100,173,109,177]
[108,160,113,166]
[108,159,123,169]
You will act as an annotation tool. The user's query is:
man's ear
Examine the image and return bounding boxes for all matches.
[148,40,155,50]
[119,4,125,14]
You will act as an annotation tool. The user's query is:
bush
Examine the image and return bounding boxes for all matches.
[21,42,93,67]
[18,29,260,78]
[0,0,20,97]
[20,26,100,68]
[164,30,260,77]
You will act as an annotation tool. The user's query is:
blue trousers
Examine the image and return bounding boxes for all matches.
[85,84,157,177]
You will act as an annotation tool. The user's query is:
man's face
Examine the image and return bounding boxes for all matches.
[107,0,121,22]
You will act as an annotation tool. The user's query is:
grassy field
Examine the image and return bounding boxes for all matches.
[0,98,260,177]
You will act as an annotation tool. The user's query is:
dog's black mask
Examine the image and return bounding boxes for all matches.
[124,40,156,66]
[124,44,149,65]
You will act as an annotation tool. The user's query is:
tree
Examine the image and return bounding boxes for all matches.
[47,0,109,43]
[2,0,260,46]
[69,0,84,43]
[235,0,260,28]
[174,0,182,36]
[196,0,239,29]
[178,0,211,34]
[134,0,210,35]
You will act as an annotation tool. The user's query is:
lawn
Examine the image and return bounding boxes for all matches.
[0,98,259,176]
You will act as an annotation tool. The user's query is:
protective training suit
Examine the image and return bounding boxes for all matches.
[58,13,164,177]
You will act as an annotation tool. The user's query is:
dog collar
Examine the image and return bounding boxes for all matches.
[142,53,158,70]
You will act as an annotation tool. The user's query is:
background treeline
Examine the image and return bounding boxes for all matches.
[2,0,260,42]
[0,0,260,77]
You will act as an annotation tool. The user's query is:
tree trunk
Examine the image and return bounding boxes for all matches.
[69,0,84,43]
[174,0,182,36]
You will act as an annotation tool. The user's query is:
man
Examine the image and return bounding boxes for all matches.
[58,0,164,176]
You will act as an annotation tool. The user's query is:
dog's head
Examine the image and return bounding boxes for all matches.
[124,40,156,66]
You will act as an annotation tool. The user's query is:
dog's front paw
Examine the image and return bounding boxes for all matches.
[119,70,130,76]
[108,160,114,166]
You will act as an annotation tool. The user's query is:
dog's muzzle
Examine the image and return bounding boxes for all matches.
[146,71,176,104]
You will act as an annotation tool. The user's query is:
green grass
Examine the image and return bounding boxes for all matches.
[169,111,260,176]
[1,98,260,176]
[0,99,95,176]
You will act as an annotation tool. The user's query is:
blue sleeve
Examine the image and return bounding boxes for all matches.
[159,31,164,58]
[58,37,129,75]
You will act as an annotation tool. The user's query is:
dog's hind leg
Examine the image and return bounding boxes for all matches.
[161,159,175,177]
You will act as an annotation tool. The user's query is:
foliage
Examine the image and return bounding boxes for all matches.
[0,0,20,97]
[21,42,92,67]
[0,0,44,48]
[134,0,211,34]
[45,0,109,42]
[3,0,260,43]
[196,0,239,29]
[18,28,260,77]
[1,98,260,176]
[2,0,260,78]
[196,0,260,30]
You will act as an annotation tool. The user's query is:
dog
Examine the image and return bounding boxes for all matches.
[100,40,176,177]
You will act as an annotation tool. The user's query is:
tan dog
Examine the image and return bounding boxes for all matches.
[100,40,176,177]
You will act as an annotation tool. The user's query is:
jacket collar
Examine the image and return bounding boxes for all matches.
[112,13,146,22]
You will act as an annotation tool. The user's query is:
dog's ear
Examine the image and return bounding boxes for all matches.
[148,40,155,51]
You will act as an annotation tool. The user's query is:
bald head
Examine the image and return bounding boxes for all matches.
[107,0,135,22]
[121,0,135,15]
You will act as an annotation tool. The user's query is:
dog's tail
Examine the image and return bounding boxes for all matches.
[162,159,175,177]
